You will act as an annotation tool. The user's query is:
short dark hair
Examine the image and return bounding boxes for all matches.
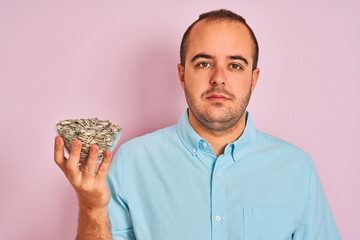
[180,9,259,70]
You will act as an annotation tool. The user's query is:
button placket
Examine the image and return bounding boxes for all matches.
[210,155,228,239]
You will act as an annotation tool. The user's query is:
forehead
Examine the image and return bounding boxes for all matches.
[186,19,254,62]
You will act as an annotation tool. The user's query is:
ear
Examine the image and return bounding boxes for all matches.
[177,63,185,90]
[250,68,260,93]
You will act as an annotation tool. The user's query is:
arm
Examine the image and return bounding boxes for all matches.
[106,146,136,240]
[54,136,113,240]
[294,161,341,239]
[76,206,112,240]
[77,206,112,240]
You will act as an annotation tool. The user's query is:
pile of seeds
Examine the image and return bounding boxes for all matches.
[56,118,122,163]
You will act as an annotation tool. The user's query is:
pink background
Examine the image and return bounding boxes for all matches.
[1,1,359,239]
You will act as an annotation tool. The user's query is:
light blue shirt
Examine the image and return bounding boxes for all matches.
[107,110,341,240]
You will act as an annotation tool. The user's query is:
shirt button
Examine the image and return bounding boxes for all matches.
[215,173,220,178]
[215,216,221,222]
[192,149,196,153]
[234,154,239,158]
[202,142,207,148]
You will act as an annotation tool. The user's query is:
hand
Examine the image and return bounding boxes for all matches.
[54,136,112,210]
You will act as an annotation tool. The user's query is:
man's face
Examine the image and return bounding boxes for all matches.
[178,19,260,132]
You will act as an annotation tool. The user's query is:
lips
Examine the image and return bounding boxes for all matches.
[202,87,235,101]
[207,94,229,101]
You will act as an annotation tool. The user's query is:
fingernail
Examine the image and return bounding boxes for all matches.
[55,138,60,146]
[73,141,79,149]
[91,145,98,153]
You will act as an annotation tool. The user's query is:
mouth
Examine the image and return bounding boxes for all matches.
[206,94,230,101]
[202,87,235,102]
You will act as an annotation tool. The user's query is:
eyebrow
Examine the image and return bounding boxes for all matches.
[191,53,249,65]
[191,54,213,63]
[229,55,248,65]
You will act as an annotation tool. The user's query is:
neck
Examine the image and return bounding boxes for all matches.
[188,110,247,157]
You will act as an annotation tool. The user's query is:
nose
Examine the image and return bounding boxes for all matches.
[210,66,226,86]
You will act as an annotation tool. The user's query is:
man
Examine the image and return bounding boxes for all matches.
[54,9,341,240]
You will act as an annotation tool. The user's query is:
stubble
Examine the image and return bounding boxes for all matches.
[184,84,251,133]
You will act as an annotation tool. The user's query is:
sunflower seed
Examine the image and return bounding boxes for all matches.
[56,118,122,163]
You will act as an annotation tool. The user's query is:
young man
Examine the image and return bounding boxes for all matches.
[54,9,341,240]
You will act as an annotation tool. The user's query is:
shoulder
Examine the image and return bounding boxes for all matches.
[254,129,314,167]
[112,124,178,161]
[108,124,181,186]
[121,125,177,151]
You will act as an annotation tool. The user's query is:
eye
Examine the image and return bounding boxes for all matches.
[229,63,243,70]
[196,62,212,68]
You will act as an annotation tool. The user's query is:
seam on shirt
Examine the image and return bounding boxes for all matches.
[175,125,195,156]
[113,145,128,202]
[121,147,128,201]
[294,154,313,238]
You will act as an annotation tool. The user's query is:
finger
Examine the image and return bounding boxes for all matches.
[54,136,67,173]
[81,144,99,181]
[96,150,112,181]
[66,139,81,180]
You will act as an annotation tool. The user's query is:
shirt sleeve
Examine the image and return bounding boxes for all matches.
[294,159,342,240]
[106,147,136,240]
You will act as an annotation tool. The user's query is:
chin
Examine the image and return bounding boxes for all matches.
[205,111,233,122]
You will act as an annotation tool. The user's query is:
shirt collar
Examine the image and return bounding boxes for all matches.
[176,109,257,161]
